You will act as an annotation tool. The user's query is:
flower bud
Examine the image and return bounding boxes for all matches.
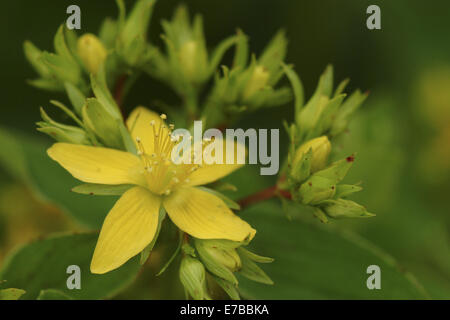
[293,136,331,173]
[179,41,197,78]
[195,239,241,285]
[298,174,336,205]
[243,65,270,100]
[77,34,107,74]
[205,245,241,272]
[82,98,124,149]
[179,256,209,300]
[321,199,375,219]
[178,40,208,82]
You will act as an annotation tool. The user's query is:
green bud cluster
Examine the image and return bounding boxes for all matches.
[284,65,368,146]
[279,66,373,222]
[26,0,294,143]
[37,69,135,152]
[201,30,292,127]
[178,239,274,300]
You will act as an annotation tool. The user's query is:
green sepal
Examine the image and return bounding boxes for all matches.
[90,68,122,119]
[282,63,304,114]
[23,41,51,78]
[334,184,363,199]
[71,184,134,196]
[140,207,166,265]
[64,82,86,115]
[194,239,239,285]
[237,247,274,264]
[237,251,274,285]
[320,199,375,219]
[290,148,312,182]
[82,98,124,149]
[179,256,210,300]
[213,276,240,300]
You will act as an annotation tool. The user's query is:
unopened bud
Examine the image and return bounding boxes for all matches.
[243,65,270,100]
[205,245,241,272]
[322,199,375,219]
[293,136,331,173]
[179,40,197,79]
[77,34,107,74]
[298,175,336,205]
[195,239,241,285]
[179,256,209,300]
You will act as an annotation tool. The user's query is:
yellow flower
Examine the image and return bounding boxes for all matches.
[47,107,255,274]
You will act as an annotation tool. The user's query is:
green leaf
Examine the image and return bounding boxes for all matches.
[0,288,26,300]
[0,127,115,228]
[37,289,72,300]
[237,201,429,299]
[0,233,141,300]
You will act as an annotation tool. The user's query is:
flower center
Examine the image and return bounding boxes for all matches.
[135,114,202,195]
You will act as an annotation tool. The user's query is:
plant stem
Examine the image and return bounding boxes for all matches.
[114,74,127,115]
[238,185,291,210]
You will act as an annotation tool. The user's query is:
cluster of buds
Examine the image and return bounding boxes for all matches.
[26,1,161,152]
[24,26,87,92]
[280,67,373,222]
[202,30,292,127]
[24,0,157,94]
[284,65,368,146]
[179,239,273,300]
[143,5,239,115]
[36,68,134,152]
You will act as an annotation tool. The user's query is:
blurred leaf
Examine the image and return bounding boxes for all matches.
[0,233,140,300]
[0,127,115,228]
[37,289,72,300]
[0,288,26,300]
[237,201,429,299]
[0,128,28,181]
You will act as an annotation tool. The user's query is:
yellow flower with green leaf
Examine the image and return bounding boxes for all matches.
[47,107,255,274]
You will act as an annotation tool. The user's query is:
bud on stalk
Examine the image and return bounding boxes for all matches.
[293,136,331,173]
[77,34,107,74]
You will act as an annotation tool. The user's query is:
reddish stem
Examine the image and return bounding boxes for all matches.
[238,185,291,210]
[114,74,127,116]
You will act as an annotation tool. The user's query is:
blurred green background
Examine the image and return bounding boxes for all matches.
[0,0,449,299]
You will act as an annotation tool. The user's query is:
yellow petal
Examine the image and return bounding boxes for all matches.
[163,187,255,241]
[48,143,146,186]
[186,138,246,186]
[91,186,161,274]
[126,106,170,154]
